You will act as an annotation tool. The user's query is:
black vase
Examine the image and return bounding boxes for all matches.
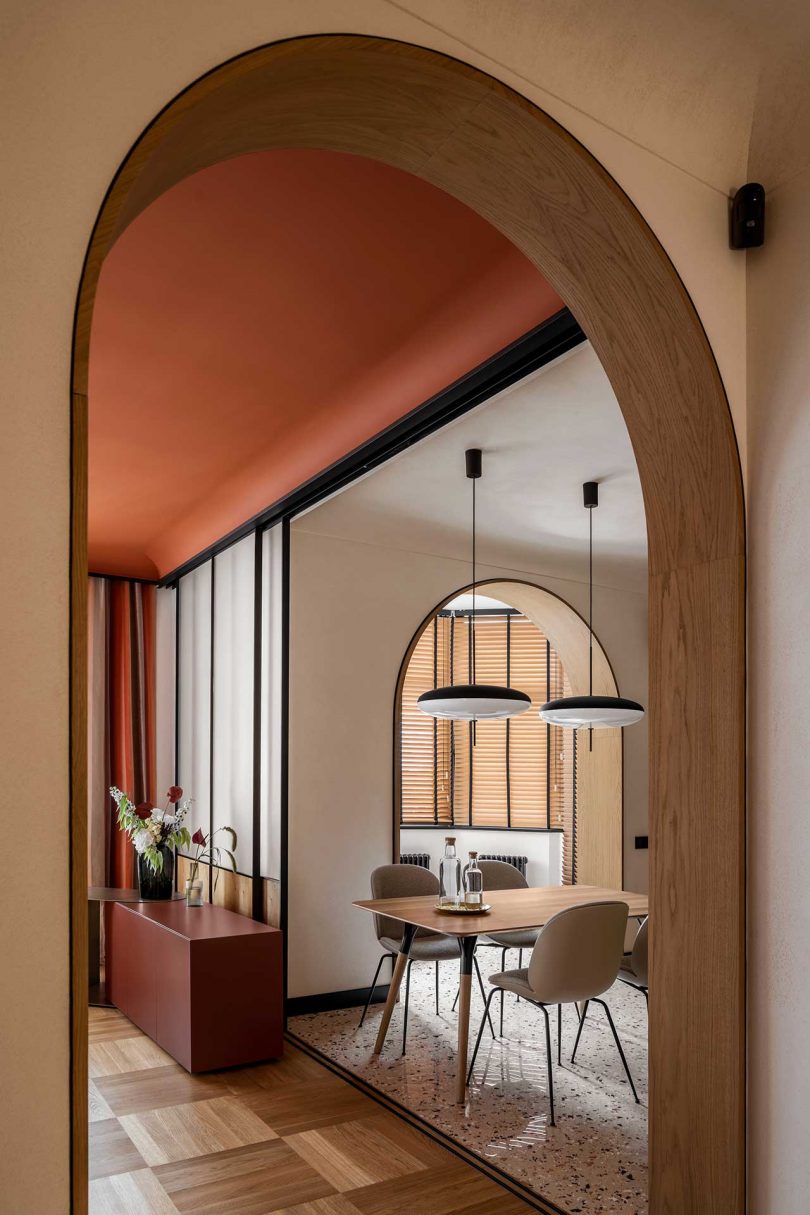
[137,845,174,900]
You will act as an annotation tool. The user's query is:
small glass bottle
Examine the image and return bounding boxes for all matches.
[463,851,484,908]
[439,836,462,907]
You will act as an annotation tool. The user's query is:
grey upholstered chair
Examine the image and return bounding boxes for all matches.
[467,900,640,1125]
[618,915,648,1005]
[477,859,541,1034]
[359,863,494,1053]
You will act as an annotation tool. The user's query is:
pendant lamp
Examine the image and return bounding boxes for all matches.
[539,481,644,730]
[417,450,531,722]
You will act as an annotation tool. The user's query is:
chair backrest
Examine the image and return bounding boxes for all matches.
[478,859,528,891]
[370,863,439,942]
[527,900,629,1004]
[631,916,649,986]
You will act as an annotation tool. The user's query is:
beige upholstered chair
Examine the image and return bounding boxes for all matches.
[618,916,648,1005]
[467,900,639,1125]
[477,859,541,1034]
[360,863,493,1052]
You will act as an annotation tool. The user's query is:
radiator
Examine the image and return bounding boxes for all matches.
[479,853,528,878]
[400,852,431,869]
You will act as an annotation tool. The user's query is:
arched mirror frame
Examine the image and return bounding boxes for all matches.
[70,35,746,1214]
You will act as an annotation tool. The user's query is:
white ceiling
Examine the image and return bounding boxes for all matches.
[295,344,648,593]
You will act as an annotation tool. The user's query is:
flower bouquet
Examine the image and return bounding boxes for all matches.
[110,784,192,900]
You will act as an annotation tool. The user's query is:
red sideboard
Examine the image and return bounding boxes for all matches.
[106,900,283,1072]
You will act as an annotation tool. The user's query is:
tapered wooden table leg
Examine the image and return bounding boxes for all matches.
[455,935,478,1103]
[373,923,416,1055]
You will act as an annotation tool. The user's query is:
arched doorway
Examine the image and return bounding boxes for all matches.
[395,579,625,892]
[71,34,745,1214]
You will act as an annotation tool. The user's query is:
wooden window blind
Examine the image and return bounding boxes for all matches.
[399,610,577,878]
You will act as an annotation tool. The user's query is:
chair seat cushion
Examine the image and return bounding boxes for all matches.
[482,928,540,949]
[379,935,460,961]
[488,967,537,1001]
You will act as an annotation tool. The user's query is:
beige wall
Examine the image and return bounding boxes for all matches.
[288,528,648,998]
[7,0,810,1208]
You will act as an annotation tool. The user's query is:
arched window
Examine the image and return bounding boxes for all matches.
[398,599,578,882]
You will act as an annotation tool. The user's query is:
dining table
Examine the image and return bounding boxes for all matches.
[354,883,649,1103]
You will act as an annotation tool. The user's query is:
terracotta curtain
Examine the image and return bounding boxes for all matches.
[88,577,157,889]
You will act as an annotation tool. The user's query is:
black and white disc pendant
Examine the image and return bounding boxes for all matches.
[539,693,645,729]
[417,448,531,723]
[539,480,645,732]
[417,683,532,722]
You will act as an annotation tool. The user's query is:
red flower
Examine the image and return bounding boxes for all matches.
[166,785,183,803]
[134,802,153,820]
[191,828,206,846]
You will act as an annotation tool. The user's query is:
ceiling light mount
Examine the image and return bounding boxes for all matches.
[417,449,531,723]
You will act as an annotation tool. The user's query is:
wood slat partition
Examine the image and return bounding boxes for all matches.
[71,35,746,1214]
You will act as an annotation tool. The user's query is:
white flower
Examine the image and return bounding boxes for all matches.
[161,813,176,826]
[134,829,152,854]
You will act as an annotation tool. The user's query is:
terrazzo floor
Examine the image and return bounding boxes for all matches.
[289,959,648,1214]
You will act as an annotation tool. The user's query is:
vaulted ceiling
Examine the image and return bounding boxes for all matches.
[88,149,562,579]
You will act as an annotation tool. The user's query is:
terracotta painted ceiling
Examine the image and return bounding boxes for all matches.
[89,149,563,580]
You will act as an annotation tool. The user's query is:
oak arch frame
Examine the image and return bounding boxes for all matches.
[70,33,746,1215]
[393,577,625,890]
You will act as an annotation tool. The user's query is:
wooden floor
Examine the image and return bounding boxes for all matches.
[89,1006,536,1214]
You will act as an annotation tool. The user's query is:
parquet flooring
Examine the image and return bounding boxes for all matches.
[88,1006,537,1214]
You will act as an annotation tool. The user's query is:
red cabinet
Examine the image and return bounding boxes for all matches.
[106,901,283,1072]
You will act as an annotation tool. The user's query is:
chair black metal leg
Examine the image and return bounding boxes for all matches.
[499,947,507,1036]
[592,997,640,1103]
[557,1003,562,1065]
[473,956,496,1038]
[571,999,590,1062]
[517,948,523,1001]
[541,1004,555,1126]
[402,959,414,1056]
[435,961,440,1015]
[359,953,392,1027]
[466,988,499,1084]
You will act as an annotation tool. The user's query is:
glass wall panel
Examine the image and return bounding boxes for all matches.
[260,524,284,880]
[154,585,177,803]
[177,561,212,855]
[212,536,255,874]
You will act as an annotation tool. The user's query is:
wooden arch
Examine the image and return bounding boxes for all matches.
[71,35,745,1215]
[394,579,624,891]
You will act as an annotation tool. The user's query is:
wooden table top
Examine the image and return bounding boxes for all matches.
[354,884,648,937]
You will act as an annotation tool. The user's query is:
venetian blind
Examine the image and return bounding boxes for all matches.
[399,610,576,858]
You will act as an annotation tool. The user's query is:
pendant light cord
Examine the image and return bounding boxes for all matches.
[471,471,476,682]
[589,503,593,697]
[588,499,593,752]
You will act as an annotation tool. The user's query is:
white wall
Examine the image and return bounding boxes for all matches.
[747,165,810,1209]
[288,528,647,998]
[400,827,562,889]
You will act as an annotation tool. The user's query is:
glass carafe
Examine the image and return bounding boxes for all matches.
[463,851,484,908]
[439,836,462,907]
